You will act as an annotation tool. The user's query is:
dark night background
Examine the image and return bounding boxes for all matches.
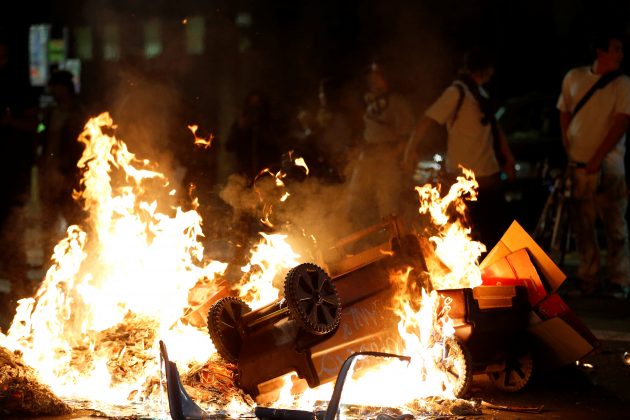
[2,1,630,135]
[0,0,630,293]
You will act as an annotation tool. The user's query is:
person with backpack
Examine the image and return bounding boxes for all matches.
[403,47,515,248]
[557,31,630,299]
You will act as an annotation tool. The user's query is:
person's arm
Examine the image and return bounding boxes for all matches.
[585,113,630,174]
[402,115,436,171]
[403,87,458,171]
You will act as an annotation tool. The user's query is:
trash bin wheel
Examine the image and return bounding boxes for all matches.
[488,350,534,392]
[438,337,473,398]
[284,263,341,335]
[207,297,251,363]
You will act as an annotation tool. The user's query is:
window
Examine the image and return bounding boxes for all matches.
[103,24,120,61]
[29,24,51,86]
[73,26,93,60]
[144,18,162,58]
[185,16,205,55]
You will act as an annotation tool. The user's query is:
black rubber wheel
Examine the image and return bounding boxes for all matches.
[207,297,251,363]
[284,263,341,335]
[488,351,534,392]
[437,337,473,398]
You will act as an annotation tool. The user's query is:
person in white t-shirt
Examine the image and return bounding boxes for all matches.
[403,48,515,248]
[557,32,630,299]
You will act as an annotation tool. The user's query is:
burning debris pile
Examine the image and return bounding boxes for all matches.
[0,113,230,416]
[0,112,599,419]
[71,313,158,392]
[405,397,482,417]
[0,346,72,416]
[180,355,253,408]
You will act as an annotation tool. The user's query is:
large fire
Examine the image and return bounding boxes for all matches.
[265,170,484,413]
[0,113,229,410]
[0,112,486,417]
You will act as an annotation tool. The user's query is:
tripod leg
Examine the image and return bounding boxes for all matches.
[534,181,561,246]
[551,198,565,253]
[534,194,554,240]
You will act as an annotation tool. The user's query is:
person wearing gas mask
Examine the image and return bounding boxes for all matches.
[347,61,415,228]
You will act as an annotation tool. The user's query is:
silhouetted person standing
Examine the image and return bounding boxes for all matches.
[39,70,86,251]
[0,39,36,229]
[0,38,37,327]
[314,76,361,182]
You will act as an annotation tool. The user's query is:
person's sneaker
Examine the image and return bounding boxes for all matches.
[606,284,630,300]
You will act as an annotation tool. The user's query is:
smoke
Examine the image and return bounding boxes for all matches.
[106,65,188,184]
[68,1,470,265]
[218,171,355,263]
[78,2,213,192]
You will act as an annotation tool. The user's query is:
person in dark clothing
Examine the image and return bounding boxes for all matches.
[38,70,86,252]
[286,77,361,184]
[0,39,38,328]
[0,39,37,227]
[314,76,362,183]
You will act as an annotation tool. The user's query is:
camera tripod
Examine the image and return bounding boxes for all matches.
[532,165,576,268]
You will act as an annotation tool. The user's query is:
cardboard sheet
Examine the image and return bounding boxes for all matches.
[480,248,547,306]
[528,316,598,368]
[480,220,566,293]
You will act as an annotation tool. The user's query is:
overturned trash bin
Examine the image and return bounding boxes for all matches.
[203,217,590,400]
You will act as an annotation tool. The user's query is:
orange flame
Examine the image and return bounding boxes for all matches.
[237,233,301,310]
[188,124,214,149]
[0,113,485,417]
[1,113,226,410]
[266,171,483,412]
[415,167,484,290]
